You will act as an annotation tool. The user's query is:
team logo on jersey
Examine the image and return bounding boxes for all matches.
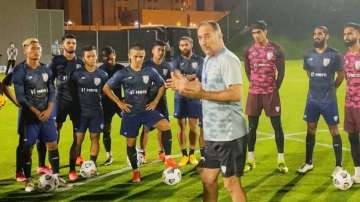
[191,62,198,69]
[142,75,149,84]
[76,64,82,69]
[163,69,168,76]
[42,73,49,82]
[220,165,227,174]
[355,60,360,70]
[94,77,101,86]
[323,58,331,67]
[266,52,273,60]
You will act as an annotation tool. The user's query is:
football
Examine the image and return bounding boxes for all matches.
[162,168,182,185]
[38,174,59,192]
[80,160,97,178]
[333,170,353,190]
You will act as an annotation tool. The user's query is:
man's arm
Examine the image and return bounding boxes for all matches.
[335,70,344,88]
[201,84,242,102]
[103,84,131,113]
[244,48,251,81]
[13,69,41,117]
[275,46,285,89]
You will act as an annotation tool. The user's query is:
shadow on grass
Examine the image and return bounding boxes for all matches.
[268,173,305,202]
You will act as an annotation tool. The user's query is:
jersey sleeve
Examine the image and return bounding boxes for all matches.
[106,70,123,89]
[150,68,165,87]
[243,47,251,81]
[220,55,243,88]
[303,53,310,71]
[46,66,55,103]
[333,52,343,71]
[275,45,285,89]
[196,57,204,81]
[12,68,32,109]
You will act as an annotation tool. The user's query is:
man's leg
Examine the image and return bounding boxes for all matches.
[245,116,259,171]
[297,122,317,174]
[329,125,342,169]
[68,132,85,181]
[270,116,288,173]
[223,176,247,202]
[90,133,100,164]
[103,121,113,165]
[188,118,199,165]
[127,137,141,182]
[200,168,220,202]
[5,60,11,75]
[177,118,189,166]
[154,119,177,168]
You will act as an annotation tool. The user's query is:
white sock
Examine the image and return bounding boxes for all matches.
[278,153,284,161]
[355,167,360,176]
[106,152,112,158]
[248,152,255,161]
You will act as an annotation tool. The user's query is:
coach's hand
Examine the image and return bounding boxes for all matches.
[180,78,204,99]
[117,101,132,113]
[146,100,158,111]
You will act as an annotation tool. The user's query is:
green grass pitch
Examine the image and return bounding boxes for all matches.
[0,60,359,201]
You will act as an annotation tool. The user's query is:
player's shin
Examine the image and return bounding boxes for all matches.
[348,133,360,167]
[127,145,138,170]
[23,144,33,178]
[162,130,172,156]
[332,134,342,167]
[37,140,47,167]
[90,133,100,164]
[306,133,316,164]
[48,144,60,174]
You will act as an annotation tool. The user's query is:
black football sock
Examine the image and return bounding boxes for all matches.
[200,147,205,158]
[189,148,195,155]
[332,134,342,167]
[69,144,77,172]
[103,131,112,153]
[23,145,33,178]
[348,133,360,167]
[16,144,23,173]
[181,149,188,156]
[305,133,315,165]
[90,155,98,164]
[270,116,285,153]
[248,116,259,152]
[49,149,60,174]
[127,146,138,170]
[161,130,172,156]
[37,141,47,167]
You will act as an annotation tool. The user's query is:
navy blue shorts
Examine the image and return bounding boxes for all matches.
[174,94,202,119]
[155,98,169,120]
[76,116,104,133]
[55,100,79,126]
[121,110,166,138]
[23,116,58,146]
[304,100,339,125]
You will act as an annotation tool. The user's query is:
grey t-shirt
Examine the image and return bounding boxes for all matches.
[201,48,248,141]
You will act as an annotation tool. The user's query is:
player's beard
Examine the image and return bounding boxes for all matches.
[181,49,191,57]
[344,39,357,47]
[64,48,75,54]
[313,39,326,48]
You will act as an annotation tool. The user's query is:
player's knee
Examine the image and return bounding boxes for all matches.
[223,177,240,192]
[157,120,171,131]
[329,126,339,136]
[307,124,317,134]
[47,142,58,150]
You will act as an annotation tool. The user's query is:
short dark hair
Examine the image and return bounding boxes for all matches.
[345,22,360,32]
[179,36,193,44]
[152,40,166,49]
[82,45,96,53]
[251,20,268,31]
[62,34,77,42]
[101,46,115,58]
[315,26,329,35]
[198,20,222,33]
[129,44,145,51]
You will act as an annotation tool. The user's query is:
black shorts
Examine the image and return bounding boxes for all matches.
[56,101,79,125]
[103,104,122,125]
[201,135,248,177]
